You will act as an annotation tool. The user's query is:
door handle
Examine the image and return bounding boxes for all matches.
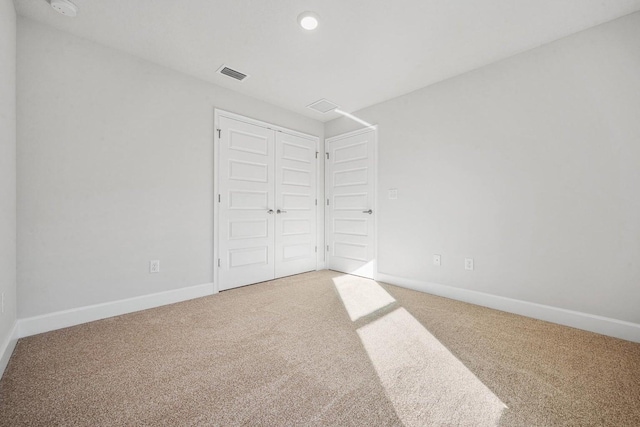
[277,209,287,214]
[362,209,373,214]
[267,209,274,214]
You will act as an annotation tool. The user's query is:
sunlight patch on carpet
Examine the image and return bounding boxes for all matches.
[357,307,507,426]
[332,275,396,321]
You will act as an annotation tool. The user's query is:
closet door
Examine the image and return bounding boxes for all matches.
[275,132,317,278]
[218,117,275,290]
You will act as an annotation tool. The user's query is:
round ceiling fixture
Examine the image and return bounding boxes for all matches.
[297,11,319,31]
[50,0,78,17]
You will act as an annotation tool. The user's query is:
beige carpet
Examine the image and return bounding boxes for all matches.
[1,270,639,426]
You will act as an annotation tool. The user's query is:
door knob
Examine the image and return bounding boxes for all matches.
[267,209,274,214]
[362,209,373,214]
[277,209,287,214]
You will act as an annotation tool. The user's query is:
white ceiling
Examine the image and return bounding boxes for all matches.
[15,0,640,122]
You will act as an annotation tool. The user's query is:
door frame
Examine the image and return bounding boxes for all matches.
[213,109,321,293]
[324,126,378,280]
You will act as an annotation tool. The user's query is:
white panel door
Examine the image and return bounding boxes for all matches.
[218,117,275,290]
[275,132,317,278]
[326,129,376,278]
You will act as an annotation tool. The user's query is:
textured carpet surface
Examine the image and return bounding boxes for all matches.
[0,270,639,426]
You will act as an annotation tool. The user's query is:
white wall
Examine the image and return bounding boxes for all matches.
[326,12,640,324]
[17,18,324,318]
[0,0,17,373]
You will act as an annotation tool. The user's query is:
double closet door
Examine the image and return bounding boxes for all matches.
[217,114,318,291]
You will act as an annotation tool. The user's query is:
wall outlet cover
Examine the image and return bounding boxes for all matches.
[433,254,441,266]
[150,260,160,273]
[465,258,474,271]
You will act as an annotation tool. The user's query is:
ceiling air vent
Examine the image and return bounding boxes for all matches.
[307,99,339,114]
[216,65,249,82]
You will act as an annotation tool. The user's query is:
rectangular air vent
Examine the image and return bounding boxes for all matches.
[307,99,339,114]
[216,65,249,82]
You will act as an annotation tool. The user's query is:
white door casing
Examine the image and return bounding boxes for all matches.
[326,128,377,279]
[215,111,319,291]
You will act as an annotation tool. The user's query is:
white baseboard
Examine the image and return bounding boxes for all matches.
[0,322,18,380]
[16,282,214,339]
[377,272,640,343]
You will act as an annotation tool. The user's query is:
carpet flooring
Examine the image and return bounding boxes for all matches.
[1,270,639,426]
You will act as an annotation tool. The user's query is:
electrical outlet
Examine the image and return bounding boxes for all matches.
[150,260,160,273]
[433,254,441,267]
[465,258,474,271]
[388,188,398,200]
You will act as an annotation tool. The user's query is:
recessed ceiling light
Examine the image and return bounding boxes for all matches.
[297,11,319,31]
